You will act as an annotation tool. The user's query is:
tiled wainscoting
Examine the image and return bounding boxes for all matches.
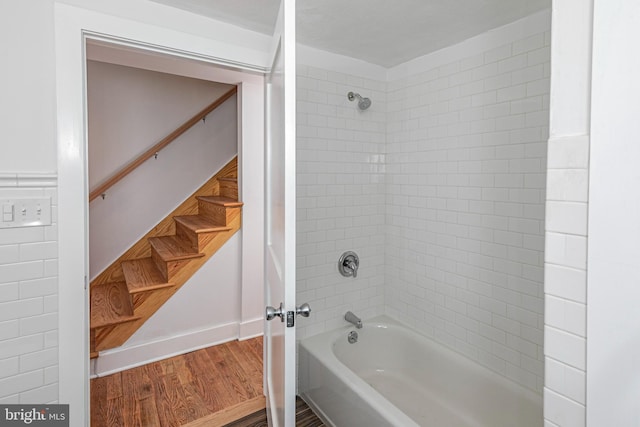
[0,174,58,404]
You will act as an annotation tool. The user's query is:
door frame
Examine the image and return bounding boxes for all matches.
[55,4,268,424]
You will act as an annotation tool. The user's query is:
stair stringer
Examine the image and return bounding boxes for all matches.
[90,157,240,354]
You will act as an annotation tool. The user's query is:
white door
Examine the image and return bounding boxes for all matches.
[264,0,296,426]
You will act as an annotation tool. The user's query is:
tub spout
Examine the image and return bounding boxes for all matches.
[345,311,363,329]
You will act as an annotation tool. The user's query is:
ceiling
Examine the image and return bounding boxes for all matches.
[150,0,551,68]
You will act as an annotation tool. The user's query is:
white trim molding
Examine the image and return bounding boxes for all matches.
[239,317,265,340]
[93,322,240,377]
[0,173,57,188]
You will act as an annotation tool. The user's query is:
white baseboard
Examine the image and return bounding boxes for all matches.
[239,317,264,340]
[93,322,239,377]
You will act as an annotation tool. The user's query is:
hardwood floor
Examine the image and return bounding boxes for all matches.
[91,337,325,426]
[91,337,264,426]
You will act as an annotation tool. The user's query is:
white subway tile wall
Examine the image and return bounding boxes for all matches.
[543,135,589,424]
[296,65,387,339]
[385,32,549,393]
[297,26,550,395]
[0,176,58,403]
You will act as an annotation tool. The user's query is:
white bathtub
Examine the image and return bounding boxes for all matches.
[299,316,542,427]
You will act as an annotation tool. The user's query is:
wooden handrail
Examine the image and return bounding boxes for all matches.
[89,86,238,202]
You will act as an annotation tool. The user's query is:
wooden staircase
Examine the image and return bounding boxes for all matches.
[90,158,242,358]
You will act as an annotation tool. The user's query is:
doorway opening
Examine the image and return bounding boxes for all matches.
[84,39,267,425]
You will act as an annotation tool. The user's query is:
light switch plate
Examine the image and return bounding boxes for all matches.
[0,198,52,228]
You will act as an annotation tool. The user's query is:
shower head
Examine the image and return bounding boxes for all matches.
[347,91,372,110]
[358,96,372,110]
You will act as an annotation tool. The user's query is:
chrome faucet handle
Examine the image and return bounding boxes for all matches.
[338,251,359,278]
[346,261,358,278]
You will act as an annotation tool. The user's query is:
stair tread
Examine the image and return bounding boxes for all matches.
[197,195,243,207]
[174,215,232,233]
[122,258,174,293]
[90,282,140,329]
[148,235,205,261]
[217,177,237,183]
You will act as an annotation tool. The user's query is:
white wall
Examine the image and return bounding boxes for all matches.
[386,11,550,393]
[0,0,56,173]
[87,61,234,191]
[295,60,387,339]
[543,1,592,425]
[588,0,640,425]
[87,60,237,278]
[0,0,59,405]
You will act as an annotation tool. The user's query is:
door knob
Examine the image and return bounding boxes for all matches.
[296,303,311,317]
[266,302,312,325]
[266,303,284,322]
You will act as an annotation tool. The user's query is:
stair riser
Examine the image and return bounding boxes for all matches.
[122,258,175,295]
[94,325,131,352]
[90,281,138,333]
[132,293,145,309]
[93,326,114,352]
[175,222,215,252]
[198,202,229,225]
[130,288,175,308]
[175,222,222,252]
[90,329,97,359]
[151,250,168,280]
[219,181,238,200]
[151,249,191,282]
[198,204,241,226]
[175,221,199,251]
[93,287,132,318]
[96,287,177,350]
[191,232,217,251]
